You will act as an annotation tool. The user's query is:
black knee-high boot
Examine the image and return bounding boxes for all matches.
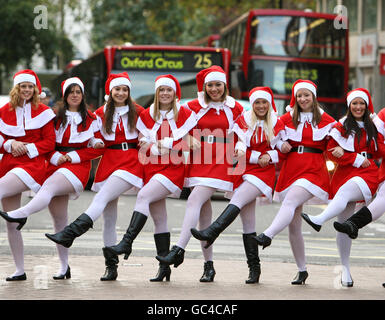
[45,213,93,248]
[333,206,373,239]
[243,233,261,284]
[100,247,119,281]
[104,211,147,259]
[150,232,171,282]
[190,204,241,248]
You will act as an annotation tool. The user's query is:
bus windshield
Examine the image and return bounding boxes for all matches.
[248,59,345,98]
[250,15,346,60]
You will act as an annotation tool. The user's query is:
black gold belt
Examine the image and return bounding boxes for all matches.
[201,135,228,144]
[107,142,137,150]
[290,146,323,154]
[55,146,81,152]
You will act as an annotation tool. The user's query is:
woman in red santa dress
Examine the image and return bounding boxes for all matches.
[254,79,336,285]
[0,69,56,281]
[44,72,145,281]
[156,66,244,282]
[190,86,285,283]
[302,88,385,287]
[104,74,197,282]
[0,77,101,280]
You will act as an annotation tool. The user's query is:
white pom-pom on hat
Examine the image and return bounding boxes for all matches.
[286,105,293,112]
[40,92,46,99]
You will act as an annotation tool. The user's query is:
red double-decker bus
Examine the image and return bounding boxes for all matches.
[219,9,349,120]
[53,45,231,109]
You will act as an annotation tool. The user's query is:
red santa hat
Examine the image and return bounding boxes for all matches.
[13,69,46,99]
[286,79,317,112]
[347,88,374,114]
[61,77,84,96]
[249,86,277,113]
[196,65,227,92]
[155,74,181,100]
[104,72,132,101]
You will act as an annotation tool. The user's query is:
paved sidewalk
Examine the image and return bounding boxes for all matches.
[0,254,384,300]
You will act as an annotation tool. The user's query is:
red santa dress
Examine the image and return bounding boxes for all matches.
[273,109,336,203]
[184,94,244,192]
[0,102,56,192]
[91,103,144,193]
[136,103,197,198]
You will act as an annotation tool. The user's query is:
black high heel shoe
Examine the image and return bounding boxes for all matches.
[53,266,71,280]
[6,273,27,281]
[252,233,271,249]
[291,271,308,285]
[199,261,216,282]
[0,211,27,231]
[301,213,321,232]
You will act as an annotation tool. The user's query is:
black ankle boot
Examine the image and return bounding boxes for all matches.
[291,271,308,285]
[104,211,147,260]
[191,204,241,248]
[333,206,373,239]
[0,211,27,230]
[45,213,93,248]
[156,245,185,268]
[252,233,271,249]
[150,232,171,282]
[243,233,261,284]
[200,261,216,282]
[301,213,321,232]
[100,247,119,281]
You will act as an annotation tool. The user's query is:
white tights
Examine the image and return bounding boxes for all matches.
[6,172,75,275]
[367,183,385,221]
[308,180,364,226]
[0,173,29,277]
[263,186,314,272]
[177,186,216,249]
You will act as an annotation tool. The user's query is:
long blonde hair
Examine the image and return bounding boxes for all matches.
[9,84,40,109]
[249,106,275,144]
[153,87,179,122]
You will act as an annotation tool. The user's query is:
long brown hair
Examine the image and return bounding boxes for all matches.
[152,87,179,122]
[291,93,322,129]
[104,87,137,134]
[55,84,91,130]
[203,83,229,104]
[9,84,39,110]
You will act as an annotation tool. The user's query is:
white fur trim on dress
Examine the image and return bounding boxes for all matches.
[50,151,62,166]
[345,177,373,205]
[66,151,81,164]
[0,134,4,148]
[373,115,385,137]
[249,150,261,164]
[9,168,41,193]
[266,150,279,163]
[184,177,233,192]
[150,173,181,197]
[243,174,273,202]
[111,169,143,190]
[55,168,84,200]
[329,127,355,152]
[25,143,39,159]
[273,178,329,204]
[352,153,366,168]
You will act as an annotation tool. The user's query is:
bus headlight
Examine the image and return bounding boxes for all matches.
[326,160,335,172]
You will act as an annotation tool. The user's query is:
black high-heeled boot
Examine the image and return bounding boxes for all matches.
[45,213,93,248]
[104,211,147,260]
[333,206,373,239]
[150,232,171,282]
[53,266,71,280]
[156,245,185,268]
[252,233,271,249]
[200,261,216,282]
[0,211,27,230]
[100,248,119,281]
[301,213,321,232]
[291,271,308,285]
[190,204,240,248]
[243,233,261,284]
